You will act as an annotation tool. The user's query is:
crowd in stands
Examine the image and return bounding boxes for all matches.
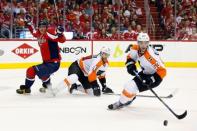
[0,0,144,40]
[0,0,196,40]
[156,0,197,40]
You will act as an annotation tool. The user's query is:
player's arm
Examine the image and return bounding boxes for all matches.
[28,24,39,38]
[98,75,106,88]
[151,48,167,80]
[88,71,100,96]
[143,50,167,86]
[47,25,66,43]
[98,75,113,93]
[125,44,138,76]
[143,67,166,86]
[24,14,39,38]
[125,54,137,76]
[87,60,103,96]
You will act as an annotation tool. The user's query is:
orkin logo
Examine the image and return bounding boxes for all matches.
[12,43,38,59]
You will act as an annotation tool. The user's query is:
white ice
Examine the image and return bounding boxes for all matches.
[0,67,196,131]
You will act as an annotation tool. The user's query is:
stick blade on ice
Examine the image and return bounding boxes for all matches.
[177,110,187,120]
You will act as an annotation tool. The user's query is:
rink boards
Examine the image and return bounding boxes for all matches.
[0,40,197,69]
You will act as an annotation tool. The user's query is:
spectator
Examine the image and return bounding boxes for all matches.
[0,0,143,40]
[190,27,197,40]
[123,25,137,40]
[109,26,119,40]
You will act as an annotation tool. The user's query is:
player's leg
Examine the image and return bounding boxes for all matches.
[69,82,83,94]
[16,66,36,94]
[39,77,51,93]
[108,80,138,110]
[53,61,81,94]
[108,71,162,110]
[37,62,60,93]
[74,74,94,95]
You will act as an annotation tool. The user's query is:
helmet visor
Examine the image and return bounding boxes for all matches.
[137,41,149,45]
[101,52,110,58]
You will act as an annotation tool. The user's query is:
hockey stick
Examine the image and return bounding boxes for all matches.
[53,0,60,24]
[134,71,187,120]
[103,92,173,99]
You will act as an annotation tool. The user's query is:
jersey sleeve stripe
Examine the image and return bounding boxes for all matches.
[88,60,104,82]
[88,71,97,82]
[131,45,139,50]
[122,89,135,98]
[144,51,166,79]
[78,58,88,75]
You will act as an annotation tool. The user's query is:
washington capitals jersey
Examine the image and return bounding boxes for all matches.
[28,25,66,62]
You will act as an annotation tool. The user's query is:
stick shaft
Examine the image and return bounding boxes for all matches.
[54,0,59,24]
[134,71,187,119]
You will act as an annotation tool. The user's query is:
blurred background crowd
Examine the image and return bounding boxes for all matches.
[0,0,196,40]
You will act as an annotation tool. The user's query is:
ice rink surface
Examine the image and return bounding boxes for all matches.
[0,67,197,131]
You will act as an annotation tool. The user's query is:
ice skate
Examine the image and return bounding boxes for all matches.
[16,85,31,94]
[102,87,114,94]
[69,83,83,94]
[39,83,48,93]
[40,83,56,97]
[108,97,136,110]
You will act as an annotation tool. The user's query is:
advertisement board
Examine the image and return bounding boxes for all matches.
[93,41,197,67]
[0,40,197,68]
[0,40,91,68]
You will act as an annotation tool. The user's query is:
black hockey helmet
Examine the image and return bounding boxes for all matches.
[38,20,48,27]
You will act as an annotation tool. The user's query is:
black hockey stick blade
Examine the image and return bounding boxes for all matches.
[177,110,187,120]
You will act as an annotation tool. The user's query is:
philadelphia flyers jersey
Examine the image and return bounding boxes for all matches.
[77,54,109,82]
[127,45,166,79]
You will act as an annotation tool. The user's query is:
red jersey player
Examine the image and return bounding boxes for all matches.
[16,15,66,94]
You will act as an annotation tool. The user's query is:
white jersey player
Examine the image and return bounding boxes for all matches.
[53,47,113,96]
[108,32,167,110]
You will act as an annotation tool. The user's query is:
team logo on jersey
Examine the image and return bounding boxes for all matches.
[12,43,38,59]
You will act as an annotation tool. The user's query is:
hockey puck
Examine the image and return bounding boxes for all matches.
[163,120,168,126]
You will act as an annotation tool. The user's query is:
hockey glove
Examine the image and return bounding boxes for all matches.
[24,14,32,25]
[142,76,154,86]
[125,58,137,76]
[99,77,114,93]
[142,72,162,86]
[143,73,162,86]
[56,25,64,36]
[90,80,101,96]
[102,87,113,93]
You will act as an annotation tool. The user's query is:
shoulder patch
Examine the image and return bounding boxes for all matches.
[131,45,139,50]
[125,44,132,53]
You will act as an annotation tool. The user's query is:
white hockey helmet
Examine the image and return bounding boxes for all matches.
[100,46,110,57]
[137,32,150,42]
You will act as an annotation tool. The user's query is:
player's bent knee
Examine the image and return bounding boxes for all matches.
[124,80,139,94]
[67,74,78,85]
[26,67,36,79]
